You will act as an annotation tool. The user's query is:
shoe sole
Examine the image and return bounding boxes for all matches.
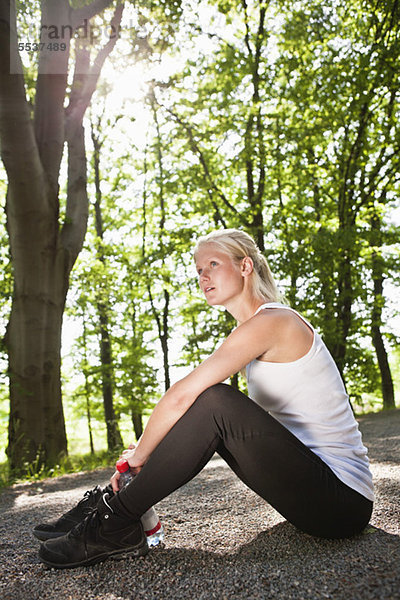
[39,540,149,569]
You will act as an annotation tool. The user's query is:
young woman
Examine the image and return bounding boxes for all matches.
[37,229,374,569]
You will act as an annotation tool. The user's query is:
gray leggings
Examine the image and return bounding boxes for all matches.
[114,383,372,539]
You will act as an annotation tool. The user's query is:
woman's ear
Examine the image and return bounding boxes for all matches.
[241,256,254,276]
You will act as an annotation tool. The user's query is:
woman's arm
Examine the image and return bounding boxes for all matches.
[116,311,275,478]
[110,308,313,490]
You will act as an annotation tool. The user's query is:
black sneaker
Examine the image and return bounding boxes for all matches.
[33,484,113,541]
[38,493,149,569]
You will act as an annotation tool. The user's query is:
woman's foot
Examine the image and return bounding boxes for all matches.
[32,484,113,541]
[38,494,148,569]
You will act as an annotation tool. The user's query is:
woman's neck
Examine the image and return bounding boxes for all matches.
[226,295,273,325]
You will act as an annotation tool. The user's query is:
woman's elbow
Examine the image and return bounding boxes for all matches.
[165,381,198,412]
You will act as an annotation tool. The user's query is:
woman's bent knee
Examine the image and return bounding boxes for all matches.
[195,383,253,415]
[196,383,230,407]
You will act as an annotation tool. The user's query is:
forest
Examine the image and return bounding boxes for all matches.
[0,0,399,478]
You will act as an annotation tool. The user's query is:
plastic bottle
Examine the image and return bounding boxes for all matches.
[116,458,164,547]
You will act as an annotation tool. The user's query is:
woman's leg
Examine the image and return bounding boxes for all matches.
[114,383,372,539]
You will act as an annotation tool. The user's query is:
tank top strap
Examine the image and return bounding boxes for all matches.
[253,302,315,332]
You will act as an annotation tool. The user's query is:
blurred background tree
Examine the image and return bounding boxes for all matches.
[0,0,398,477]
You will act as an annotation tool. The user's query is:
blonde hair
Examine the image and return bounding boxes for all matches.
[194,229,281,303]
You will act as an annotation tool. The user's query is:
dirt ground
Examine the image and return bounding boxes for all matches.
[0,409,399,600]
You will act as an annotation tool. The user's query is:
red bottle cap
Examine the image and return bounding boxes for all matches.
[116,459,130,473]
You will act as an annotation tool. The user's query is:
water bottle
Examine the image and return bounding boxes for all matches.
[116,459,165,547]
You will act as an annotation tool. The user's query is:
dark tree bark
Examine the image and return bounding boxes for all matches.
[91,121,123,450]
[0,0,122,471]
[241,0,268,251]
[146,94,172,392]
[131,411,143,440]
[370,213,395,409]
[82,318,95,454]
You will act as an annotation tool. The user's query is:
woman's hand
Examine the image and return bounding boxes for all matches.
[120,447,145,472]
[110,469,121,493]
[110,443,146,493]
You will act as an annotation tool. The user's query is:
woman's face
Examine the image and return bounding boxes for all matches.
[195,243,244,307]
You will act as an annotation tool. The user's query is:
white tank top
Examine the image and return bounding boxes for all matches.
[246,303,374,501]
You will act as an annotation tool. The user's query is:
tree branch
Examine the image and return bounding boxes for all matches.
[240,0,253,61]
[254,4,267,205]
[147,285,163,340]
[66,3,124,126]
[61,2,123,266]
[33,1,72,195]
[185,22,237,53]
[61,119,89,269]
[244,112,255,202]
[71,0,115,29]
[161,101,241,218]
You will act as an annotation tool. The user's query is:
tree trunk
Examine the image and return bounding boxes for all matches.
[98,304,123,449]
[131,411,143,440]
[5,228,70,468]
[370,216,395,410]
[147,96,171,392]
[242,1,267,251]
[82,319,95,454]
[371,319,395,410]
[92,122,123,451]
[1,0,70,469]
[230,372,239,390]
[332,245,353,377]
[0,0,120,471]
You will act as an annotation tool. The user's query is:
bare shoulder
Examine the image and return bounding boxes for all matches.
[253,307,314,362]
[255,306,310,326]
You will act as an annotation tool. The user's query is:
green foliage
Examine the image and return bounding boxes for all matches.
[0,449,116,490]
[2,0,399,481]
[147,0,400,400]
[107,0,399,405]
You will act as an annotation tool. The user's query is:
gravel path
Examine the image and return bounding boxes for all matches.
[0,409,399,600]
